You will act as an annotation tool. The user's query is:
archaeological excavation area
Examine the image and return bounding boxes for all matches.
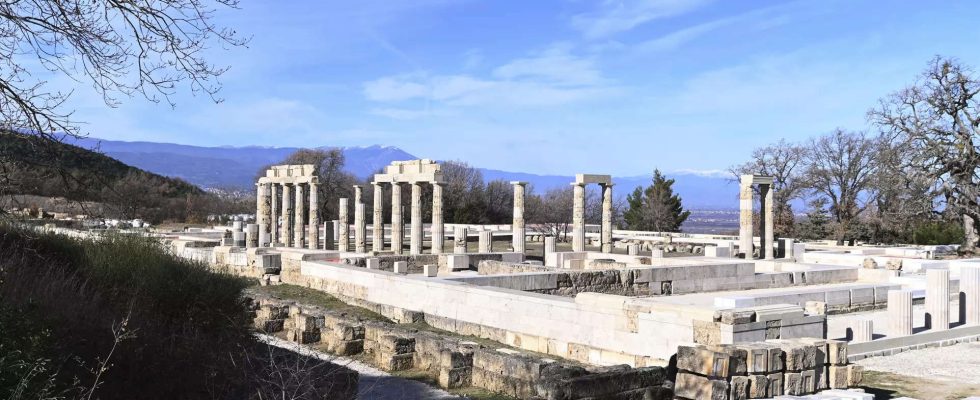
[162,161,980,400]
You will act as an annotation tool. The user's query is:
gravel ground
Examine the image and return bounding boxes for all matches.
[857,340,980,384]
[260,335,465,400]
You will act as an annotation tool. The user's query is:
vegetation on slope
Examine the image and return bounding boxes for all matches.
[0,225,354,399]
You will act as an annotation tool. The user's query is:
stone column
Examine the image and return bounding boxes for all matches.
[572,183,586,252]
[293,183,305,248]
[962,266,980,326]
[308,183,319,250]
[338,197,349,252]
[410,182,422,255]
[887,290,913,337]
[601,183,613,253]
[246,223,259,248]
[851,319,873,343]
[431,182,444,254]
[544,236,556,261]
[372,182,384,252]
[511,181,526,254]
[391,183,403,254]
[256,183,271,245]
[282,184,293,247]
[738,176,753,258]
[763,184,775,260]
[454,227,467,254]
[478,231,492,253]
[353,185,365,253]
[926,268,950,331]
[269,184,278,246]
[355,203,366,253]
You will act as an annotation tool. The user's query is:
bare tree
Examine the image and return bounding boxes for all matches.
[528,186,573,241]
[870,56,980,252]
[0,0,246,139]
[277,148,359,221]
[729,139,807,236]
[803,129,879,244]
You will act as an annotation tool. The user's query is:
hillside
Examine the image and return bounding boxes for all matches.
[1,133,202,202]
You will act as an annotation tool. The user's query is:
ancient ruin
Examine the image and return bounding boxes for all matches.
[150,159,980,399]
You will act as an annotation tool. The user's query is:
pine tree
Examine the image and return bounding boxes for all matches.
[624,169,691,232]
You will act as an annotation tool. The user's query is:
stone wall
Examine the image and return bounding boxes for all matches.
[250,294,671,399]
[672,339,862,399]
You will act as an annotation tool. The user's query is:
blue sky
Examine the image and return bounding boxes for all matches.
[57,0,980,176]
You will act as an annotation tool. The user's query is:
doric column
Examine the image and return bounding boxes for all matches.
[887,290,913,337]
[353,185,365,253]
[431,182,444,254]
[281,184,293,247]
[738,175,754,258]
[391,183,403,254]
[926,268,950,331]
[308,182,319,249]
[355,203,366,253]
[572,183,586,252]
[372,182,384,252]
[544,236,556,262]
[962,266,980,326]
[338,197,349,252]
[511,181,526,254]
[453,227,467,254]
[763,184,775,259]
[268,184,278,246]
[410,182,422,255]
[478,231,492,253]
[293,183,305,248]
[601,183,613,253]
[851,319,873,343]
[256,182,271,245]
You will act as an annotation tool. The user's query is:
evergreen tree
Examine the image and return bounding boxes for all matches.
[624,170,691,232]
[796,198,831,240]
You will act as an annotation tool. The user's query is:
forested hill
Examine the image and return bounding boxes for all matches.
[0,132,203,205]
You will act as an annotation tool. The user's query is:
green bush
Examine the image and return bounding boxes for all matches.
[911,220,964,245]
[0,225,255,399]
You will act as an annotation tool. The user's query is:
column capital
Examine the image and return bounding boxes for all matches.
[570,182,586,187]
[510,181,528,186]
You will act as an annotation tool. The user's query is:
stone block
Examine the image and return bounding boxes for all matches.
[767,372,784,396]
[378,335,415,354]
[826,340,848,365]
[800,368,817,393]
[366,258,380,269]
[707,344,748,376]
[676,345,731,378]
[847,365,863,386]
[748,373,769,398]
[730,375,750,400]
[805,301,827,315]
[674,372,728,400]
[828,365,849,389]
[446,254,469,271]
[716,309,755,325]
[438,366,472,389]
[423,264,438,277]
[784,371,804,395]
[393,261,408,274]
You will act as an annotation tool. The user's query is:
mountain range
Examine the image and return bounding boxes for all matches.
[69,137,740,209]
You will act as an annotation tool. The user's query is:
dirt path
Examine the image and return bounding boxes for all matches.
[856,341,980,399]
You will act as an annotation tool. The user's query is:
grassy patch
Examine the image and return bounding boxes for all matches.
[251,284,390,322]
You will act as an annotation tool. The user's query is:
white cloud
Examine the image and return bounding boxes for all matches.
[362,45,621,111]
[571,0,713,39]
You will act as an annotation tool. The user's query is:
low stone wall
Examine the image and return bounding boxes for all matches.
[673,339,862,399]
[249,294,671,399]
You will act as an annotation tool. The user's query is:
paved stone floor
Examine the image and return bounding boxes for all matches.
[260,335,465,400]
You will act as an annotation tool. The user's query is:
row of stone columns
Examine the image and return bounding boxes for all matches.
[883,266,980,339]
[366,181,444,255]
[570,182,613,253]
[256,181,319,248]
